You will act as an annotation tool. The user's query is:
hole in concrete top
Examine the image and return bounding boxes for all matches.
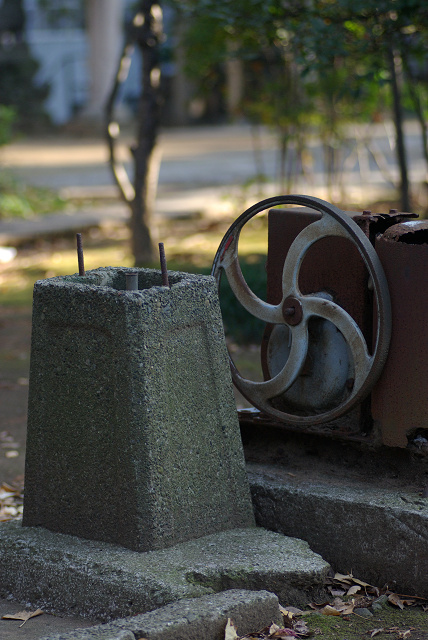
[110,270,184,291]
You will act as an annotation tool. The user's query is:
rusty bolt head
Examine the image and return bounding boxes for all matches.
[282,296,303,325]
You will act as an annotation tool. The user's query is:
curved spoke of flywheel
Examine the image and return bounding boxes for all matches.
[281,215,352,298]
[224,257,284,324]
[303,295,372,389]
[232,321,309,405]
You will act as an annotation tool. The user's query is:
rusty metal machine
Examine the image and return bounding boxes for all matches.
[212,195,428,450]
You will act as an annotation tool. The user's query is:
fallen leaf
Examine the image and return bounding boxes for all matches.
[388,594,405,609]
[224,618,239,640]
[334,572,354,584]
[2,609,43,627]
[347,585,361,596]
[270,629,298,638]
[329,588,346,597]
[321,605,342,616]
[351,577,373,588]
[369,629,384,637]
[269,623,281,634]
[341,605,355,615]
[280,605,304,629]
[280,606,303,617]
[328,597,355,616]
[398,631,412,639]
[292,620,311,637]
[309,602,330,610]
[255,626,272,637]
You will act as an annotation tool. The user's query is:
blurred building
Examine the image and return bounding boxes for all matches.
[0,0,173,126]
[0,0,242,127]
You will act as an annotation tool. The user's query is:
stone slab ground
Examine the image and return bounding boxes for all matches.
[248,463,428,598]
[0,525,328,639]
[0,525,329,621]
[0,590,281,640]
[37,590,281,640]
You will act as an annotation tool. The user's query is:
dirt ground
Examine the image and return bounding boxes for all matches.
[0,307,31,484]
[241,423,428,496]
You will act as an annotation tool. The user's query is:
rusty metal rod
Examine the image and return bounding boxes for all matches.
[76,233,85,276]
[159,242,170,287]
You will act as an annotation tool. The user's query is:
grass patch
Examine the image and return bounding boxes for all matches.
[0,234,133,307]
[0,172,67,219]
[0,212,270,345]
[300,605,428,639]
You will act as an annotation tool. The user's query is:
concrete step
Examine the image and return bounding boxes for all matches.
[39,590,281,640]
[0,524,329,623]
[248,463,428,599]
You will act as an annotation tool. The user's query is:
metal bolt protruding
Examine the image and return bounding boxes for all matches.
[76,233,85,276]
[389,208,398,214]
[126,272,139,291]
[159,242,170,288]
[362,210,371,216]
[283,307,296,317]
[282,297,303,325]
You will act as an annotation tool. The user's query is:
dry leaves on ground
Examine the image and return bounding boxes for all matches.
[224,607,311,640]
[225,572,428,640]
[321,572,428,615]
[0,430,21,459]
[369,628,415,638]
[2,609,43,627]
[0,475,24,522]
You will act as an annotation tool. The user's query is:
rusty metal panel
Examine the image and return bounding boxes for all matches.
[266,208,370,338]
[372,222,428,448]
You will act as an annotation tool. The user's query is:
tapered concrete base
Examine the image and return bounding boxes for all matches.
[23,268,254,551]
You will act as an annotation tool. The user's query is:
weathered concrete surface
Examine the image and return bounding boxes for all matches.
[23,268,254,551]
[0,524,330,621]
[248,463,428,597]
[38,589,281,640]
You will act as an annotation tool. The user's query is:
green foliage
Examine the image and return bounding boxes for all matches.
[0,105,15,147]
[175,0,428,204]
[0,39,49,131]
[178,254,267,344]
[218,255,268,344]
[0,173,66,220]
[181,15,228,80]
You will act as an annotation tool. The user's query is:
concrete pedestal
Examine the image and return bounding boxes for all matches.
[23,268,254,551]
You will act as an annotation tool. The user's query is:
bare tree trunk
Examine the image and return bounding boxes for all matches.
[106,1,163,266]
[130,1,163,264]
[387,45,411,211]
[400,43,428,181]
